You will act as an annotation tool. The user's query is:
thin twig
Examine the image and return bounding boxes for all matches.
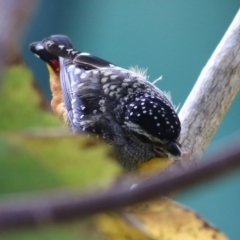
[0,136,239,230]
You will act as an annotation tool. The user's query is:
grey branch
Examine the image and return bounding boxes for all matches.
[178,9,240,167]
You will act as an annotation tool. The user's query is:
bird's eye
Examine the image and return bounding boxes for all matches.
[130,132,151,144]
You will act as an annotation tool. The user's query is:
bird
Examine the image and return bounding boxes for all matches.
[30,35,182,171]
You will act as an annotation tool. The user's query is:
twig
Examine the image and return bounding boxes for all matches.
[0,135,239,230]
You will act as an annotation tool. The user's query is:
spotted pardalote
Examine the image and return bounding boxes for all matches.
[30,35,182,171]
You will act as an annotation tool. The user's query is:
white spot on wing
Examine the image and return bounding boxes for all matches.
[110,85,116,90]
[104,71,112,76]
[74,68,81,74]
[123,78,131,82]
[110,75,118,80]
[67,65,75,72]
[101,77,108,83]
[122,83,129,87]
[77,83,84,88]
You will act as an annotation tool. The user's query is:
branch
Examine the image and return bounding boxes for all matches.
[0,134,239,230]
[0,0,36,70]
[178,9,240,167]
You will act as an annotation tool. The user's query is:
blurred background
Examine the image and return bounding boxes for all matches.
[3,0,240,239]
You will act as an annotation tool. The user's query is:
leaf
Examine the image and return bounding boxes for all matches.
[1,219,100,240]
[96,198,228,240]
[0,65,121,193]
[96,212,151,240]
[0,132,121,193]
[0,65,61,131]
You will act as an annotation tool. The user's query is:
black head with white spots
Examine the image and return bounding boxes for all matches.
[29,35,73,73]
[124,94,181,157]
[29,41,59,70]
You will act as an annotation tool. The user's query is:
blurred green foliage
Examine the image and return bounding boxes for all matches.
[0,66,60,131]
[1,221,100,240]
[0,65,120,239]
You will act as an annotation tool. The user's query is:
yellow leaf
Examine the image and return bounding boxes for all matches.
[96,198,228,240]
[96,212,152,240]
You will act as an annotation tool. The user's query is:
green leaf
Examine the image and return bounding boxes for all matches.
[0,65,61,131]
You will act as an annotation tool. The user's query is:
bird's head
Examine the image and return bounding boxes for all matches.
[29,34,72,74]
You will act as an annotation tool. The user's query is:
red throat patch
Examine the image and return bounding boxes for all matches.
[49,59,60,72]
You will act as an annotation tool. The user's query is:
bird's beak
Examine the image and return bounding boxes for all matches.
[165,140,182,157]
